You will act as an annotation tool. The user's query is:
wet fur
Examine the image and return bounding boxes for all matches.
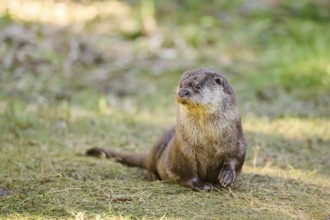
[86,68,247,191]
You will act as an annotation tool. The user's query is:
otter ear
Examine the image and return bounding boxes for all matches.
[215,77,232,94]
[215,77,223,86]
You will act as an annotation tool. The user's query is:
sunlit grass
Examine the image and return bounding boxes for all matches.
[0,0,131,26]
[244,117,330,141]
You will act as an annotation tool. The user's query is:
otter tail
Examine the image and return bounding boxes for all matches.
[86,147,147,169]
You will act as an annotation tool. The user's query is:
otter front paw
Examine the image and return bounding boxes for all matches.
[183,178,213,192]
[219,168,236,187]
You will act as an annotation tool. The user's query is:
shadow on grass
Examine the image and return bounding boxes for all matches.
[244,130,330,177]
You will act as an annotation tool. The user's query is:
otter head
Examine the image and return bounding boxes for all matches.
[176,68,235,113]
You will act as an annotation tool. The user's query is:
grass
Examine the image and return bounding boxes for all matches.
[1,0,330,219]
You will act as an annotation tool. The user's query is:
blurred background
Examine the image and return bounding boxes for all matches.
[1,1,330,218]
[1,0,329,117]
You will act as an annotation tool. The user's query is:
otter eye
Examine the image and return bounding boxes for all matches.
[195,84,202,90]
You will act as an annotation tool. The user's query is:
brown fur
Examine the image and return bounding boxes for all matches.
[86,68,247,191]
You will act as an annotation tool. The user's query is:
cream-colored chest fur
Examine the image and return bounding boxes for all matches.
[177,106,239,179]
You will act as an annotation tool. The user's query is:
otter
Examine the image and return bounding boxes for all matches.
[86,68,246,191]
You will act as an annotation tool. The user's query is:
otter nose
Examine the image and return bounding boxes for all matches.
[178,89,190,98]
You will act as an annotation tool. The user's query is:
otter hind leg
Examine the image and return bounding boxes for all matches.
[183,177,213,192]
[148,172,160,181]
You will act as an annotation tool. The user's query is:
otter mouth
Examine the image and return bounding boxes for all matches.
[175,95,190,105]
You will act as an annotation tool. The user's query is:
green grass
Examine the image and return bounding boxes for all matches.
[1,0,330,219]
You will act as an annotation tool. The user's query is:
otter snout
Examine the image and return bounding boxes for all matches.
[176,89,191,104]
[178,89,190,98]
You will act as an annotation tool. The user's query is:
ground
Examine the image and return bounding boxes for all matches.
[0,0,329,219]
